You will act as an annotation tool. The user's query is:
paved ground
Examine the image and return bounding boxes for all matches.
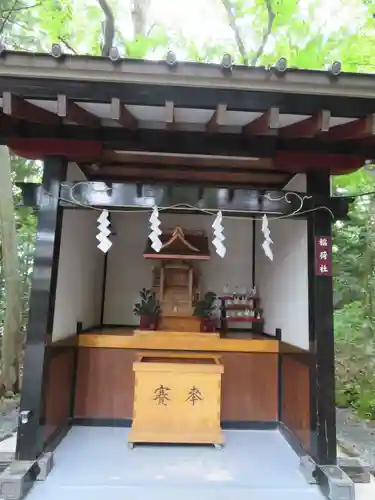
[1,405,375,498]
[26,427,326,500]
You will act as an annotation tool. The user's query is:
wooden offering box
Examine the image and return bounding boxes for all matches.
[128,352,224,447]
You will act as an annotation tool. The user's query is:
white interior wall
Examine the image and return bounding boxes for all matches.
[255,215,309,349]
[284,173,306,192]
[52,209,104,341]
[104,212,253,325]
[66,162,87,181]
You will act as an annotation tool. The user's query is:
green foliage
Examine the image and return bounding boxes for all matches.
[333,167,375,419]
[133,288,161,317]
[0,155,39,333]
[335,328,375,419]
[193,292,217,318]
[1,0,73,51]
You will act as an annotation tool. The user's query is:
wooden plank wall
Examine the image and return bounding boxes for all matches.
[43,337,76,445]
[74,348,278,423]
[280,345,311,451]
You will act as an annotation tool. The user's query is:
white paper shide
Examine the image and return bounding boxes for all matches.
[212,210,226,258]
[96,209,112,253]
[149,206,162,252]
[261,214,273,261]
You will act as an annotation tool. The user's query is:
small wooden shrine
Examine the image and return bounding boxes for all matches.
[144,226,210,330]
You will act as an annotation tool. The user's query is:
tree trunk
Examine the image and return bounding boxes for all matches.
[220,0,275,66]
[97,0,115,56]
[0,146,22,392]
[131,0,150,38]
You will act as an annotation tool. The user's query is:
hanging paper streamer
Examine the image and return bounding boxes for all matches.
[149,206,162,252]
[96,209,112,253]
[261,214,273,261]
[212,210,226,258]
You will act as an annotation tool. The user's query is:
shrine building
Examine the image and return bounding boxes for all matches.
[0,49,373,500]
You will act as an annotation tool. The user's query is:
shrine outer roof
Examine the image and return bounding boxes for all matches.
[0,51,375,100]
[1,51,375,188]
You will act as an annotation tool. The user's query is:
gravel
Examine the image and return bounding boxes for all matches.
[0,401,18,443]
[336,408,375,472]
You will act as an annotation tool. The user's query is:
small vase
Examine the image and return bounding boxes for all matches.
[200,318,216,333]
[140,315,157,330]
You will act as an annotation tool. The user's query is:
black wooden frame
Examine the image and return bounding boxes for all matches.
[1,73,375,118]
[15,156,67,461]
[15,181,350,220]
[307,170,337,465]
[2,124,375,158]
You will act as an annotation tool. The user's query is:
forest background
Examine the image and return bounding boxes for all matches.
[0,0,375,418]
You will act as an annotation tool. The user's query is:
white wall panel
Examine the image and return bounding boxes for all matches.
[255,217,309,349]
[52,209,104,340]
[284,173,306,192]
[66,162,87,181]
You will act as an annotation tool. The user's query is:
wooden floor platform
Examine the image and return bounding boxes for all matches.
[78,327,279,353]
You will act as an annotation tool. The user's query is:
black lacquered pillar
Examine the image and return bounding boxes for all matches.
[307,170,337,465]
[16,156,67,460]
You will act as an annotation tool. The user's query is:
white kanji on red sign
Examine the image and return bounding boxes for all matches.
[320,251,328,260]
[319,238,328,247]
[319,264,329,273]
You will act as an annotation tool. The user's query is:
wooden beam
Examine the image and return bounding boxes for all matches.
[110,98,137,129]
[275,151,365,172]
[0,110,13,127]
[243,107,279,136]
[2,124,375,159]
[165,100,175,130]
[2,92,60,124]
[206,104,227,133]
[102,151,276,169]
[95,161,281,175]
[279,110,331,138]
[8,138,102,162]
[323,115,375,141]
[57,95,100,127]
[90,165,288,186]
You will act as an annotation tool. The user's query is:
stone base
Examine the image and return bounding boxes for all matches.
[299,455,318,484]
[0,460,39,500]
[338,456,371,483]
[319,465,355,500]
[36,452,54,481]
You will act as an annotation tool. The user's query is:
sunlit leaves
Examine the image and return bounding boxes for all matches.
[272,0,298,28]
[122,27,170,59]
[37,0,72,42]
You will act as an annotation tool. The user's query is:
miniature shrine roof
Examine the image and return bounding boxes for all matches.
[1,51,375,189]
[143,227,210,260]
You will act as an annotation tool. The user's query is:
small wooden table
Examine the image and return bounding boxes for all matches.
[128,351,224,447]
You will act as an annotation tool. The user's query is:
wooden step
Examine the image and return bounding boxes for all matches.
[159,315,201,332]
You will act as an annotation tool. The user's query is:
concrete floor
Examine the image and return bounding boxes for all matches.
[25,427,325,500]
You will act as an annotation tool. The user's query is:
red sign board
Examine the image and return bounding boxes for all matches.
[315,237,332,276]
